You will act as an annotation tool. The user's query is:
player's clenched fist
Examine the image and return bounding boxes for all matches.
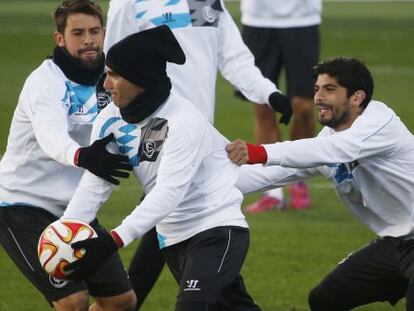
[225,139,268,166]
[226,139,249,166]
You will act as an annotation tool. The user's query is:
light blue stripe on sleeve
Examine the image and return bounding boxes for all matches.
[165,0,181,5]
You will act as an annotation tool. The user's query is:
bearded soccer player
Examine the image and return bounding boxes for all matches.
[227,57,414,310]
[0,1,135,310]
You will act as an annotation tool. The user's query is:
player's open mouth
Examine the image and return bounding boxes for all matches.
[317,104,332,117]
[317,103,331,110]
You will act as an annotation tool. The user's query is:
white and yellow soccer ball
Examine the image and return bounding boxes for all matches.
[37,219,97,280]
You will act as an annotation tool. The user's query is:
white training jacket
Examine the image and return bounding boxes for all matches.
[241,0,322,28]
[103,0,278,124]
[63,93,247,248]
[0,59,99,217]
[237,101,414,238]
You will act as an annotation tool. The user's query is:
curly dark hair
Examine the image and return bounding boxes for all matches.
[312,57,374,109]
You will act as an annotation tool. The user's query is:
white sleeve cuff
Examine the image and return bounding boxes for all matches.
[66,145,81,167]
[113,223,141,247]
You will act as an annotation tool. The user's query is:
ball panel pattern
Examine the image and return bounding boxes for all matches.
[38,219,97,279]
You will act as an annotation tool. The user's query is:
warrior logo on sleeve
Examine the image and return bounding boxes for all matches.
[139,118,169,163]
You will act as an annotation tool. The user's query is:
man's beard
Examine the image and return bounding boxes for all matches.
[319,103,351,129]
[75,47,104,69]
[77,52,104,69]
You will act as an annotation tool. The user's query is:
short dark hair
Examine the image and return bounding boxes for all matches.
[312,57,374,109]
[53,0,103,34]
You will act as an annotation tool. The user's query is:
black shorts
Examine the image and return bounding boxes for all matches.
[242,25,320,98]
[163,226,261,310]
[0,205,131,302]
[310,237,414,310]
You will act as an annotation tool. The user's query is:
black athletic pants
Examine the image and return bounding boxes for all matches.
[309,237,414,310]
[128,227,260,311]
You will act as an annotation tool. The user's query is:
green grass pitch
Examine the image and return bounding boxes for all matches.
[0,1,414,310]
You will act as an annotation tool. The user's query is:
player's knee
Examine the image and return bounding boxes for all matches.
[127,291,138,311]
[116,291,137,311]
[53,291,89,311]
[294,106,314,121]
[292,98,314,118]
[95,290,137,311]
[308,284,332,311]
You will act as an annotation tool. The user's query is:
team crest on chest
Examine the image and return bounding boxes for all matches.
[202,6,217,23]
[143,139,157,159]
[138,118,169,163]
[96,91,111,112]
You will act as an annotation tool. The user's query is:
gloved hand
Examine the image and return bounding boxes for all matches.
[268,92,292,125]
[64,230,119,282]
[76,133,132,185]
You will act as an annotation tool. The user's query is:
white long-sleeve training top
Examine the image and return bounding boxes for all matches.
[103,0,278,124]
[241,0,322,28]
[237,101,414,238]
[63,93,247,248]
[0,59,99,216]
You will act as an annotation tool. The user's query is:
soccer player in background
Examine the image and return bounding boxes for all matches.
[102,0,293,309]
[236,0,322,212]
[0,1,135,310]
[227,57,414,310]
[62,25,262,311]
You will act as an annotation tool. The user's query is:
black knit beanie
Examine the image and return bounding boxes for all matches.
[105,25,186,89]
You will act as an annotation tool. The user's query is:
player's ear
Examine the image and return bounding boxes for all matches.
[351,90,366,108]
[54,31,65,47]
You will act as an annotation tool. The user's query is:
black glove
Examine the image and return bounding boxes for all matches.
[64,231,118,282]
[268,92,293,125]
[77,133,132,185]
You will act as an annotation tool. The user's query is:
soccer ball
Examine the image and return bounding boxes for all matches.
[37,219,97,280]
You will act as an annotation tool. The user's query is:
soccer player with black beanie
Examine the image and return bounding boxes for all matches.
[62,25,261,311]
[103,1,294,308]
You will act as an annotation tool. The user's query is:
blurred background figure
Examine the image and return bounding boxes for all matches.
[236,0,322,212]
